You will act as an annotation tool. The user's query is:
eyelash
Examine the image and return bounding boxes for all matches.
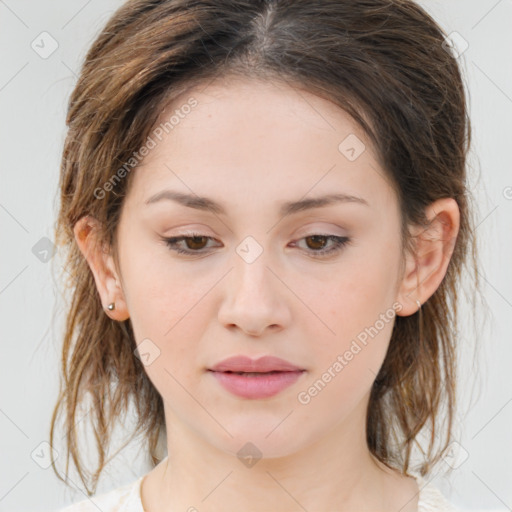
[163,233,350,258]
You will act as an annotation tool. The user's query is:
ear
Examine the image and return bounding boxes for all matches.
[73,216,130,321]
[395,197,460,317]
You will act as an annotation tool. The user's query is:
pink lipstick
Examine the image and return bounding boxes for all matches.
[208,355,305,399]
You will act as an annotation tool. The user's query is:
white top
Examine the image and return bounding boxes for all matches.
[54,472,462,512]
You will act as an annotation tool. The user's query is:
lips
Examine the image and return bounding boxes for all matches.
[210,355,303,373]
[208,355,305,399]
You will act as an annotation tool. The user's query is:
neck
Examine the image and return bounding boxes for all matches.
[141,395,419,512]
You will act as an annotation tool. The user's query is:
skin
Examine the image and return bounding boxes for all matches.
[75,75,460,512]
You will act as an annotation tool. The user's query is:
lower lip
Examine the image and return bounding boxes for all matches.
[209,370,305,399]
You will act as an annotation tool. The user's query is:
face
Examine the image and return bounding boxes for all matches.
[114,76,406,458]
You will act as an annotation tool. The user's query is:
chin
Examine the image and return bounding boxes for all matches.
[202,417,313,461]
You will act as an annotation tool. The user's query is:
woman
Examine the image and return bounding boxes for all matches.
[50,0,478,510]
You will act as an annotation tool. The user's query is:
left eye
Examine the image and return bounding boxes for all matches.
[292,234,350,257]
[163,233,350,257]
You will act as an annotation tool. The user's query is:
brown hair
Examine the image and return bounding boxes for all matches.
[50,0,480,495]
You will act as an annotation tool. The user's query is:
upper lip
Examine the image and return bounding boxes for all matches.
[209,355,304,373]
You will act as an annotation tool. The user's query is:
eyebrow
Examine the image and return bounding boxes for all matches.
[144,190,369,217]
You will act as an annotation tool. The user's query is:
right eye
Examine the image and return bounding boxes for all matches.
[163,234,220,255]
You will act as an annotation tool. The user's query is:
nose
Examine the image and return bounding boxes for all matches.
[217,252,292,337]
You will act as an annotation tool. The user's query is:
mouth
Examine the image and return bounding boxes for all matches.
[216,370,294,376]
[209,355,304,373]
[207,367,306,399]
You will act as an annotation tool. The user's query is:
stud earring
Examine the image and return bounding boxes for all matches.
[107,302,115,311]
[416,299,421,310]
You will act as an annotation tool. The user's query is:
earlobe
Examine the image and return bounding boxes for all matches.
[73,216,130,321]
[395,198,460,317]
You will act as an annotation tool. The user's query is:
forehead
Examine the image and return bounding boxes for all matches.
[125,76,393,212]
[161,75,368,144]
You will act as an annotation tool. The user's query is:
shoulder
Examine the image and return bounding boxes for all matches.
[415,474,461,512]
[54,476,145,512]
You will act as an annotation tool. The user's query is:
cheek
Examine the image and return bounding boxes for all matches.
[124,263,209,396]
[121,235,204,333]
[297,302,395,421]
[307,239,401,377]
[321,254,400,329]
[348,231,402,305]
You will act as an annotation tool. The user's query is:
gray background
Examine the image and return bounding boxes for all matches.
[1,1,511,511]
